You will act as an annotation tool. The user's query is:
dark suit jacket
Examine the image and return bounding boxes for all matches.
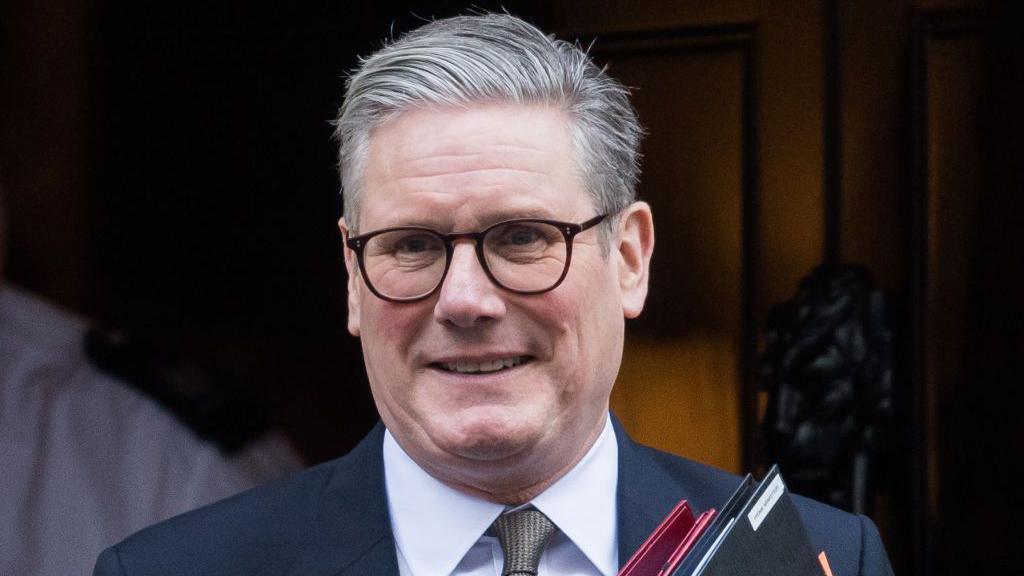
[94,418,893,575]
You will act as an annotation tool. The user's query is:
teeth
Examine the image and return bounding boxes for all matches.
[442,356,525,374]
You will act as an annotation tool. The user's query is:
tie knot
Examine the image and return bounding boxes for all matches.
[488,508,557,576]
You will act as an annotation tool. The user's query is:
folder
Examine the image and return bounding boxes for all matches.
[621,466,826,576]
[618,501,716,576]
[658,508,716,575]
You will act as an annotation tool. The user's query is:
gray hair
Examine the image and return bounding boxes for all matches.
[334,13,643,233]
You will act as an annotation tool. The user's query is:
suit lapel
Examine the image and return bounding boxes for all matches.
[613,415,700,568]
[287,423,400,576]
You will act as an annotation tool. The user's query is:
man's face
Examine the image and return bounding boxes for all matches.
[342,103,651,499]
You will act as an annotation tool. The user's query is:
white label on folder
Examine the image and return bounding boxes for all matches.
[747,474,785,531]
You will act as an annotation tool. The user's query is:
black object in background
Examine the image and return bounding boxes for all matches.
[758,264,895,515]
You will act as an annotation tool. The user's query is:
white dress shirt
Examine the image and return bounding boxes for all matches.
[383,414,619,576]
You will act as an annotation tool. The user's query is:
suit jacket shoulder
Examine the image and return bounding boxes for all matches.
[94,424,398,576]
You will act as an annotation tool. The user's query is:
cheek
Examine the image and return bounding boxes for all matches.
[359,298,429,369]
[521,289,579,349]
[528,274,621,369]
[548,268,624,390]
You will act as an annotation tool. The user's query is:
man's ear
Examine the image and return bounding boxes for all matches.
[614,202,655,319]
[339,217,362,337]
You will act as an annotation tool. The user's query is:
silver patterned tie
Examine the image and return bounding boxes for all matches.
[488,508,557,576]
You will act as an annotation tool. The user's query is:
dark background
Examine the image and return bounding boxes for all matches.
[2,1,1021,574]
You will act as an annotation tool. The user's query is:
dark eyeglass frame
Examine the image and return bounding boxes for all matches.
[345,213,608,303]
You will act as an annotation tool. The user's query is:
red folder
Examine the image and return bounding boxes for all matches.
[657,509,716,575]
[618,501,717,576]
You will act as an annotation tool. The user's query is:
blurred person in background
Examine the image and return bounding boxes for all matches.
[0,186,304,576]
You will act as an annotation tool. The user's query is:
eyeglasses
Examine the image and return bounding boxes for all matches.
[345,214,608,303]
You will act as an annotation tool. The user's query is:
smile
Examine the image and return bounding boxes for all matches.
[436,356,530,374]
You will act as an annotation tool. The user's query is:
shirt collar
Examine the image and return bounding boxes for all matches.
[384,431,504,576]
[383,414,619,576]
[531,415,619,575]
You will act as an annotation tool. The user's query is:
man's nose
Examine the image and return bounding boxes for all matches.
[433,242,506,327]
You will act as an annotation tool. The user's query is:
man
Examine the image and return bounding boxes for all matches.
[94,13,894,576]
[0,193,303,575]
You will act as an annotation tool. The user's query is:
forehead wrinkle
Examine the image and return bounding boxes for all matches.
[394,146,555,179]
[411,142,553,158]
[392,168,552,188]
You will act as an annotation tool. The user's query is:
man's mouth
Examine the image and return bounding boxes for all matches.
[433,356,531,374]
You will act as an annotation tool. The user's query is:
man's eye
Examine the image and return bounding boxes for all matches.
[367,231,444,260]
[508,228,541,245]
[386,233,444,259]
[396,235,435,253]
[496,225,547,247]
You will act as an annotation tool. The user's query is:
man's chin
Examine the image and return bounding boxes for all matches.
[434,416,542,463]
